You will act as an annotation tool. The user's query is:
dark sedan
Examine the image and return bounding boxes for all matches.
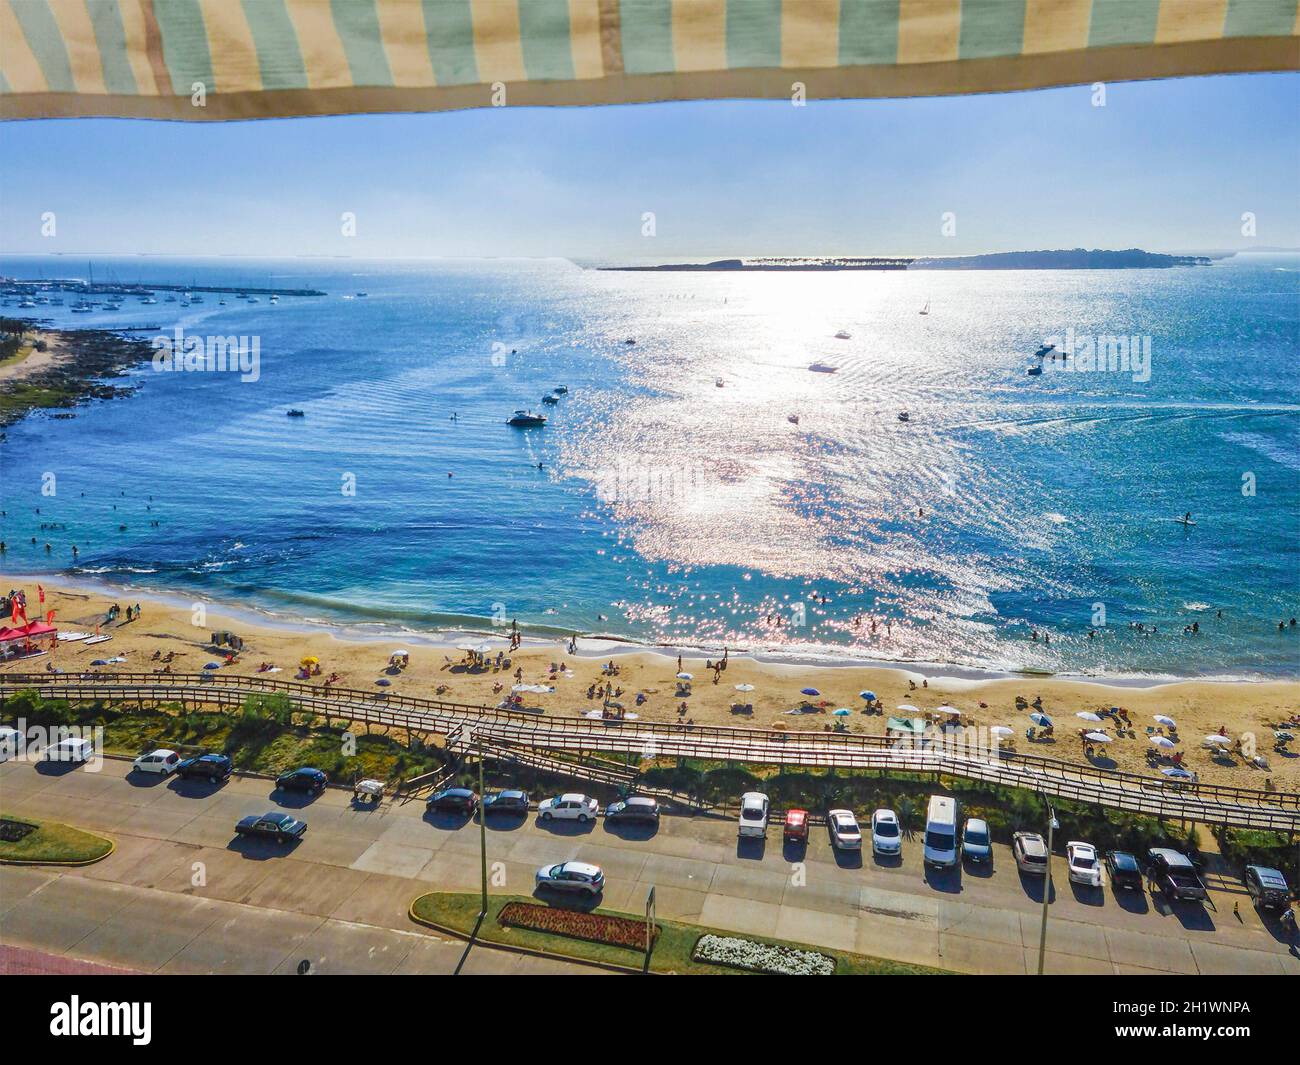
[235,812,306,843]
[482,789,530,815]
[276,767,328,794]
[175,753,233,783]
[426,787,479,814]
[1245,865,1291,911]
[605,796,660,824]
[1105,850,1144,890]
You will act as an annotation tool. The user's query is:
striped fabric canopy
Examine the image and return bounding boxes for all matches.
[1,0,1297,121]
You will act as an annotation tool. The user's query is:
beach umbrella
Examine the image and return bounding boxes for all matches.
[1161,767,1195,779]
[455,642,481,652]
[391,649,409,656]
[1085,731,1112,743]
[801,687,820,697]
[897,703,920,713]
[375,678,391,686]
[1154,714,1176,727]
[1150,736,1176,749]
[1030,712,1052,727]
[301,656,318,666]
[1205,734,1231,745]
[734,683,755,693]
[860,690,877,701]
[472,642,493,654]
[677,672,694,681]
[990,726,1013,737]
[1076,711,1102,722]
[203,661,221,670]
[833,708,852,717]
[936,705,961,716]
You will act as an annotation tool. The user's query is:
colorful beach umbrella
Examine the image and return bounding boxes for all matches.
[833,708,852,717]
[1150,736,1176,749]
[801,687,820,696]
[1076,711,1102,722]
[860,690,877,701]
[1161,767,1195,779]
[1030,712,1052,727]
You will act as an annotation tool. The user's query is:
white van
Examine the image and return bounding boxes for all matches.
[922,795,959,868]
[43,736,94,763]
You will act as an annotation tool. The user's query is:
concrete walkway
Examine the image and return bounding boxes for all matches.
[1,757,1296,975]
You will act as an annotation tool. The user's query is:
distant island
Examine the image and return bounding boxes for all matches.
[600,248,1216,272]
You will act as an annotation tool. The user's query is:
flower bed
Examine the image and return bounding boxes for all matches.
[498,902,656,951]
[692,934,836,975]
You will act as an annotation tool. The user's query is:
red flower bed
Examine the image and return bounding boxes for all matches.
[498,902,657,951]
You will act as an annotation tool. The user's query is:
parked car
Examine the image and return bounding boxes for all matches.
[43,736,94,763]
[605,796,660,824]
[1147,848,1207,901]
[871,808,902,857]
[1244,865,1291,911]
[535,860,605,896]
[426,787,479,814]
[1066,841,1103,887]
[827,809,863,850]
[235,812,306,843]
[482,789,530,815]
[783,808,809,845]
[1012,831,1049,875]
[537,793,600,822]
[132,749,180,775]
[0,725,22,760]
[276,767,328,794]
[961,817,992,864]
[738,792,770,838]
[175,752,233,783]
[922,795,959,868]
[1104,850,1144,890]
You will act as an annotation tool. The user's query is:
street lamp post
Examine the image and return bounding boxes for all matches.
[1036,795,1058,975]
[477,730,488,920]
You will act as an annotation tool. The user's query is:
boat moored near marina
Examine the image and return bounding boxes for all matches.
[506,409,547,427]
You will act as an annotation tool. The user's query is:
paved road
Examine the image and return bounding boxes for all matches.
[1,757,1296,975]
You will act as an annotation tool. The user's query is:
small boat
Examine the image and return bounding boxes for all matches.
[1034,343,1056,358]
[286,409,305,418]
[82,634,113,646]
[355,292,368,297]
[219,299,227,306]
[787,414,800,424]
[919,301,930,316]
[552,386,568,395]
[834,330,851,340]
[898,412,910,422]
[270,295,279,303]
[507,409,547,427]
[247,296,259,303]
[1026,364,1043,376]
[808,362,838,374]
[191,294,204,304]
[541,393,559,405]
[624,338,636,345]
[715,378,725,388]
[141,297,157,305]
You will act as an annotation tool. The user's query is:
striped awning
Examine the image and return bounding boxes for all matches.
[1,0,1297,122]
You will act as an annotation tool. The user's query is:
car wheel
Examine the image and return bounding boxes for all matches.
[541,812,552,821]
[577,813,588,823]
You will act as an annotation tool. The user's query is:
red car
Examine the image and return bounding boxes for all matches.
[783,808,809,844]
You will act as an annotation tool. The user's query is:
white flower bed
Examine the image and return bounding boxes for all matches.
[693,934,835,975]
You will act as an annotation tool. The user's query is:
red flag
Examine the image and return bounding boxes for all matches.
[38,585,45,605]
[46,610,56,623]
[9,601,18,625]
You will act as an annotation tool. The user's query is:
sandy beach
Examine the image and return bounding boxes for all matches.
[3,575,1297,793]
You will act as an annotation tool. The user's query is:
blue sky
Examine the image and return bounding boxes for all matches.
[1,73,1296,260]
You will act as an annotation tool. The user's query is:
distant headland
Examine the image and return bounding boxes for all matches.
[600,248,1220,272]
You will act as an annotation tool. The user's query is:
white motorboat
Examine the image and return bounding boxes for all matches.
[507,409,547,427]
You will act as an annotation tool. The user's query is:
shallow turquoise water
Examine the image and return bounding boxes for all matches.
[2,254,1297,677]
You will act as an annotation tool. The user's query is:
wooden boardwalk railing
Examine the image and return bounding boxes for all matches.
[2,672,1296,831]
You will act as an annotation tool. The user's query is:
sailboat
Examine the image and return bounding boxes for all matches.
[919,300,930,316]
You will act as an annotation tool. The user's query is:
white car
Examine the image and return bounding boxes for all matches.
[133,749,180,775]
[871,808,902,856]
[537,793,600,822]
[1066,841,1103,887]
[535,860,605,895]
[738,791,770,838]
[827,809,863,850]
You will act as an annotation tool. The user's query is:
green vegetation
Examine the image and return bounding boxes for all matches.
[3,688,446,783]
[0,814,113,864]
[1213,827,1299,881]
[410,892,951,975]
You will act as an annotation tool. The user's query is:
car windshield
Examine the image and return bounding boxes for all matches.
[741,807,764,820]
[1074,855,1096,868]
[925,830,954,850]
[965,829,989,846]
[875,821,899,837]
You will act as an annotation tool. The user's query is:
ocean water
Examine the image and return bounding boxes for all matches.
[1,254,1298,679]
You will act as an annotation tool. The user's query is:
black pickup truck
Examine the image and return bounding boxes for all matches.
[1147,848,1207,901]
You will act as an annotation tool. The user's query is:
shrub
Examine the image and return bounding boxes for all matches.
[693,934,835,975]
[498,902,654,951]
